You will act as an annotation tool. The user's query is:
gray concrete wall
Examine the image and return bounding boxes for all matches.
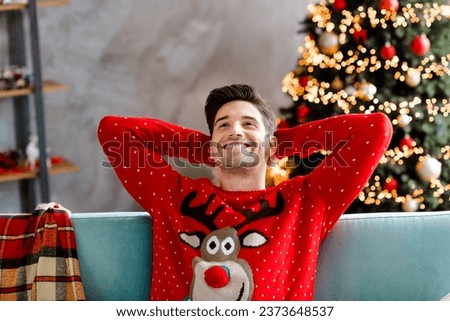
[0,0,309,212]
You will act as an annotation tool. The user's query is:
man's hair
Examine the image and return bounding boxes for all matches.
[204,84,276,136]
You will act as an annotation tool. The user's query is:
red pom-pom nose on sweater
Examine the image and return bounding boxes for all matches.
[204,265,230,288]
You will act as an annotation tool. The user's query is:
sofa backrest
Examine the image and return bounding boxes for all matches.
[315,211,450,301]
[71,211,450,301]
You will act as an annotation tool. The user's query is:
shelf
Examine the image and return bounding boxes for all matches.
[0,158,79,183]
[0,80,67,98]
[3,0,72,210]
[37,0,70,8]
[0,0,69,11]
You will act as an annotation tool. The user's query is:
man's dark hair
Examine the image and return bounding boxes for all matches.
[204,84,276,136]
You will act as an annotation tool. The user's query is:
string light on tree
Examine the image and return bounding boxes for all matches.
[357,81,377,101]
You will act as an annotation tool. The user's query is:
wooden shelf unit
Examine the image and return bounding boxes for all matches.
[0,80,66,98]
[0,159,79,183]
[0,0,69,12]
[1,0,76,211]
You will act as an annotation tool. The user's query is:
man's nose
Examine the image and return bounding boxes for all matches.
[229,124,244,137]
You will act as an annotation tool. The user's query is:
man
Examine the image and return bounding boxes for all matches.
[204,84,278,191]
[98,84,392,300]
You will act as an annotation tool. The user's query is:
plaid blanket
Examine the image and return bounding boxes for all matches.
[0,203,85,300]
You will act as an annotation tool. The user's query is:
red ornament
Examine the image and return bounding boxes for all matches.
[13,71,22,81]
[353,29,368,44]
[299,75,310,87]
[383,177,399,192]
[379,0,400,12]
[51,155,64,165]
[410,34,430,56]
[399,136,415,150]
[296,105,310,122]
[334,0,347,11]
[380,43,396,60]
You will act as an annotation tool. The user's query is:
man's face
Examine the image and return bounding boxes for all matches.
[209,100,275,169]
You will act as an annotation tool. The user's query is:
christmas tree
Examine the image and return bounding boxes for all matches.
[277,0,450,212]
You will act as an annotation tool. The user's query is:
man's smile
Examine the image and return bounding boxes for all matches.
[220,141,256,149]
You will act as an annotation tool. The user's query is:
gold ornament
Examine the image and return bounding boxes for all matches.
[405,68,421,87]
[318,31,340,55]
[331,76,344,91]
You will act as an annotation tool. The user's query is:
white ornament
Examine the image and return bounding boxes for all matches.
[416,155,442,182]
[402,198,419,212]
[3,68,13,79]
[25,135,52,170]
[318,31,339,55]
[16,78,26,88]
[344,85,357,96]
[397,114,412,128]
[46,147,52,170]
[405,68,421,87]
[26,135,39,170]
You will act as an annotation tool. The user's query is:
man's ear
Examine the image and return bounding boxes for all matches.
[266,135,278,166]
[269,135,278,158]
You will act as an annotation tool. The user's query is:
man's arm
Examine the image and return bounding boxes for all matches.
[97,115,213,210]
[275,113,393,238]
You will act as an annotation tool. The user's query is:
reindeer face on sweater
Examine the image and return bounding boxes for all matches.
[200,227,241,262]
[178,191,285,301]
[181,227,256,301]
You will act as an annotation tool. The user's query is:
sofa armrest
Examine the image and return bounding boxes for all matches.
[71,212,152,301]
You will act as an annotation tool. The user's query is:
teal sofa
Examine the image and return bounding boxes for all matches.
[71,211,450,301]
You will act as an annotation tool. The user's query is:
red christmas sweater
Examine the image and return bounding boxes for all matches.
[98,113,392,301]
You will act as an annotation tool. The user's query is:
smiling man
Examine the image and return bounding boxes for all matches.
[206,89,277,191]
[211,101,267,170]
[98,84,392,301]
